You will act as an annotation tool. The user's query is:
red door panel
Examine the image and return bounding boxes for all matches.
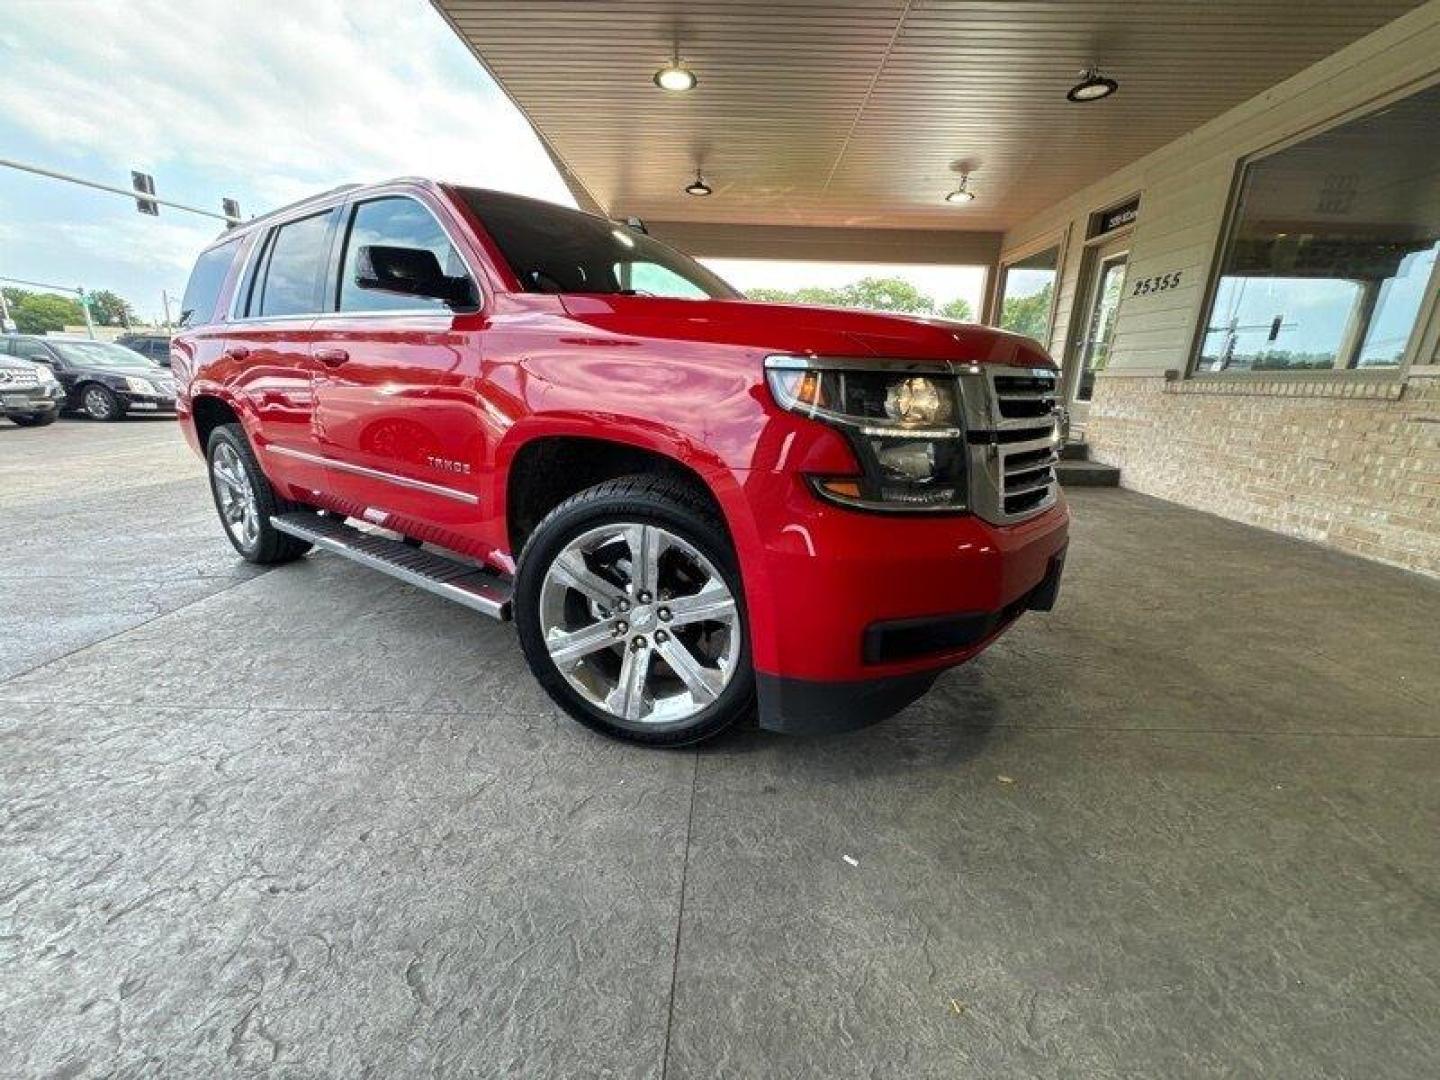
[310,314,490,534]
[227,318,329,499]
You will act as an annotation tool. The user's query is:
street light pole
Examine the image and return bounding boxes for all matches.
[76,288,97,339]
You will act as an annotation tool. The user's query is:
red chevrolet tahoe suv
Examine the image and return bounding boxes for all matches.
[173,179,1068,745]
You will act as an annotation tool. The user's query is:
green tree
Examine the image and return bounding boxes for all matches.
[747,275,950,315]
[938,297,973,322]
[836,276,936,314]
[747,284,850,306]
[86,289,136,327]
[745,286,801,303]
[999,281,1054,342]
[5,289,85,335]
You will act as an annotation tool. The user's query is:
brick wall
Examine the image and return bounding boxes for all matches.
[1087,374,1440,577]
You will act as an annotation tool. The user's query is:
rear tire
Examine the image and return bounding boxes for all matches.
[515,475,753,747]
[8,412,58,427]
[206,423,313,564]
[81,384,124,421]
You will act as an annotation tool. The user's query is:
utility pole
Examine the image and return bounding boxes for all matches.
[161,290,173,330]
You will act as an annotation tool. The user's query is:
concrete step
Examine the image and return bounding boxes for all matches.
[271,511,513,620]
[1056,459,1121,487]
[1060,440,1090,461]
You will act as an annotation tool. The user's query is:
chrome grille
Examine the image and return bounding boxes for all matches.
[992,372,1058,419]
[957,365,1060,525]
[0,367,40,387]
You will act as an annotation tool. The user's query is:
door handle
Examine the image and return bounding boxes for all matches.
[223,345,250,360]
[315,348,349,367]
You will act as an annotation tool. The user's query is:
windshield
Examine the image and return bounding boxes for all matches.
[52,342,156,367]
[457,188,740,301]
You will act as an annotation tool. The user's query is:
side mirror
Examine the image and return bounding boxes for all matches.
[354,245,475,308]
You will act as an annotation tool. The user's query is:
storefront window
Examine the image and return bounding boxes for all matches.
[995,247,1059,345]
[1196,82,1440,373]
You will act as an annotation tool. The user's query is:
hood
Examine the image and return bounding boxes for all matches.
[549,295,1056,368]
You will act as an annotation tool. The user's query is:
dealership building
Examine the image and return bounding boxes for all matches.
[437,0,1440,576]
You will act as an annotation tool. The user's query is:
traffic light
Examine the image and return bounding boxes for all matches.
[131,171,158,216]
[222,197,241,226]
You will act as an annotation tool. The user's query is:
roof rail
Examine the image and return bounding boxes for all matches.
[214,182,364,239]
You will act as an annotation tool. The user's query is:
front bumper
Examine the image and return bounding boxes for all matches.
[0,385,63,417]
[738,471,1069,734]
[754,549,1066,734]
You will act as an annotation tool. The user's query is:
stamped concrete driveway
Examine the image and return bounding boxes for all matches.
[3,419,1438,1078]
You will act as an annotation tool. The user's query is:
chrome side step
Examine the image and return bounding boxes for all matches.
[271,512,513,620]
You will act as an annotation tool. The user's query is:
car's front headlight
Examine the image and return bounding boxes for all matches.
[32,364,58,385]
[124,376,157,394]
[765,356,968,511]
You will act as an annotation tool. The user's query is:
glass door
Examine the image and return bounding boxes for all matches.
[1067,239,1129,429]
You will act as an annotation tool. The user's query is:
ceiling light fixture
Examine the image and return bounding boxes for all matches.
[1067,66,1118,103]
[944,175,976,204]
[654,54,697,92]
[684,170,712,197]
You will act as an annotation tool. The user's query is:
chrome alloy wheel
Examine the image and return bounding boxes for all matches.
[83,386,115,419]
[211,442,260,551]
[538,523,741,725]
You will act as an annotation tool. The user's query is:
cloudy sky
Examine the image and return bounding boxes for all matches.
[0,0,993,326]
[0,0,573,322]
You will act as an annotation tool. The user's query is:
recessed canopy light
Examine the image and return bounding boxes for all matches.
[684,171,712,197]
[1067,67,1118,103]
[944,175,976,204]
[654,62,697,92]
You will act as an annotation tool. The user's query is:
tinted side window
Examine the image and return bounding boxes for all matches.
[15,340,52,361]
[178,239,240,329]
[338,197,467,313]
[256,211,335,319]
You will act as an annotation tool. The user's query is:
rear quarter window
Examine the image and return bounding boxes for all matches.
[179,239,241,329]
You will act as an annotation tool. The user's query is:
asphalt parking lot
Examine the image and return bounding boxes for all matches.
[3,417,1438,1078]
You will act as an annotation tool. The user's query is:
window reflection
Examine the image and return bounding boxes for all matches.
[1198,84,1440,373]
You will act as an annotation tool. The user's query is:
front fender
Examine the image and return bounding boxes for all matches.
[493,413,780,673]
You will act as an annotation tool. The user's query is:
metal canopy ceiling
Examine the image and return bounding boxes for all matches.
[434,0,1422,233]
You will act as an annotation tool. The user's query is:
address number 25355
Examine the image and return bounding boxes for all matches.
[1131,271,1182,296]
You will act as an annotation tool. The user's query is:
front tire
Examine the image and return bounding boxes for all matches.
[206,424,313,564]
[82,384,124,421]
[515,476,753,746]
